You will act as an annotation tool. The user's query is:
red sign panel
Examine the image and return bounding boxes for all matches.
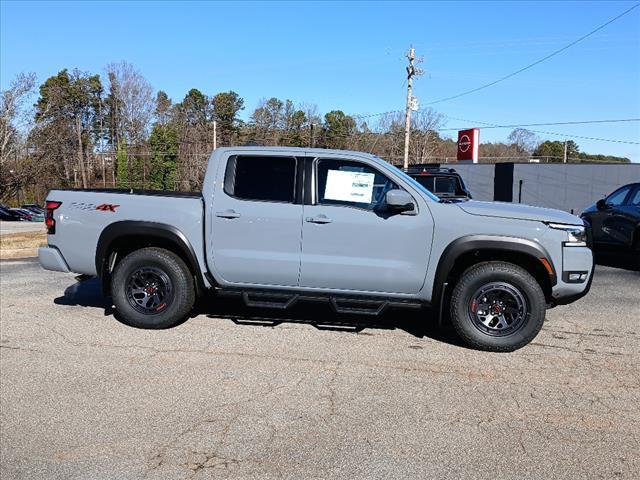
[457,128,480,162]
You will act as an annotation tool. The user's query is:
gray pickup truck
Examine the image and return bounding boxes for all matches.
[39,147,593,351]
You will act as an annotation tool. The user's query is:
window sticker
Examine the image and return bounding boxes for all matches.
[324,169,375,204]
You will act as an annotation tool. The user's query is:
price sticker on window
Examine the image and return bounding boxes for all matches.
[324,170,375,204]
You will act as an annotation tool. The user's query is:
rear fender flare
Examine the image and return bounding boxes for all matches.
[95,221,204,294]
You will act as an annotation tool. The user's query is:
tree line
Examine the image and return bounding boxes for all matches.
[0,62,631,204]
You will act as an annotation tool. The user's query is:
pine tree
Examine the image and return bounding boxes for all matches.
[148,124,179,190]
[116,141,128,187]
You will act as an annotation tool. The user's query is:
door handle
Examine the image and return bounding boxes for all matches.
[215,209,241,219]
[306,215,332,224]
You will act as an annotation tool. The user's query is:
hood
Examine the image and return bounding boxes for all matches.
[457,200,582,224]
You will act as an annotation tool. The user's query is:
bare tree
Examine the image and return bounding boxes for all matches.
[105,62,154,187]
[0,72,36,167]
[372,112,404,163]
[409,108,446,163]
[105,62,154,143]
[507,128,538,155]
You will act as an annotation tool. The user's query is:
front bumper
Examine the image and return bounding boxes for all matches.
[38,246,70,273]
[551,245,594,306]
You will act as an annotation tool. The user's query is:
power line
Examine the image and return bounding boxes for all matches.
[353,109,401,120]
[426,3,640,105]
[439,118,640,130]
[353,3,640,120]
[440,115,640,145]
[507,130,638,145]
[354,114,640,144]
[351,114,640,144]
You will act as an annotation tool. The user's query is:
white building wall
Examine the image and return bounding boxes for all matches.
[451,163,640,214]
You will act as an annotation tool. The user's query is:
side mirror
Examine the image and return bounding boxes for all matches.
[596,198,608,210]
[386,189,415,213]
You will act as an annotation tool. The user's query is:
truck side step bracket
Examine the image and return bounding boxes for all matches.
[241,292,299,310]
[330,297,387,316]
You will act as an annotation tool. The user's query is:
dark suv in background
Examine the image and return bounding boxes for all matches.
[403,165,472,200]
[581,182,640,270]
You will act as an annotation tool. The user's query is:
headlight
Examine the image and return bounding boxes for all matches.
[548,223,587,246]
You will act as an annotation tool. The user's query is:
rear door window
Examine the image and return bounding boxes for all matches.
[226,155,296,203]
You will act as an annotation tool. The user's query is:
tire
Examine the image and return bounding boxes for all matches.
[111,247,195,329]
[449,261,546,352]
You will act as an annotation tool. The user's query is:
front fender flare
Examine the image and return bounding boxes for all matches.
[432,235,557,306]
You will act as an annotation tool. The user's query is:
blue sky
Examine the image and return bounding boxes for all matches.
[1,0,639,161]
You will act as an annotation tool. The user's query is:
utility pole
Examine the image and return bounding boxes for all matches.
[213,121,217,150]
[310,123,316,148]
[563,140,568,163]
[403,47,423,170]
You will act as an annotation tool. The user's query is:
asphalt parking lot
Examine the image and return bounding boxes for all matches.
[1,259,638,480]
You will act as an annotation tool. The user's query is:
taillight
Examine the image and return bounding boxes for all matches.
[45,201,62,234]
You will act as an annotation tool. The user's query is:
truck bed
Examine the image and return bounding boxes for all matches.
[44,188,206,277]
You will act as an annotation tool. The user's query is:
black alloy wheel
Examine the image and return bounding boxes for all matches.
[126,266,174,315]
[468,282,528,336]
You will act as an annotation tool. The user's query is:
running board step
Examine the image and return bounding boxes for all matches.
[217,289,422,316]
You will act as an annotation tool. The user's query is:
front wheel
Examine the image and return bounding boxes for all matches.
[449,261,546,352]
[111,247,195,329]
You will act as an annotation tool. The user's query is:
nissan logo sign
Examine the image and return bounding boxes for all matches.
[459,134,471,153]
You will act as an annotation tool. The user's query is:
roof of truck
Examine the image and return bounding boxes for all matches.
[212,146,379,158]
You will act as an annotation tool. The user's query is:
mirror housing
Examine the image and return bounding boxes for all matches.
[386,189,415,213]
[596,198,608,210]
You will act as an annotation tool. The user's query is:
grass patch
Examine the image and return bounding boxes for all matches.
[0,231,47,259]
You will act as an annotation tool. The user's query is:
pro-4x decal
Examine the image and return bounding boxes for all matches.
[96,204,120,212]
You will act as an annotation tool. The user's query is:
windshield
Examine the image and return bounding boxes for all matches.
[383,162,441,201]
[414,175,465,196]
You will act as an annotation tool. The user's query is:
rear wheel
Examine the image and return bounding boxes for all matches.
[449,261,546,352]
[111,247,195,329]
